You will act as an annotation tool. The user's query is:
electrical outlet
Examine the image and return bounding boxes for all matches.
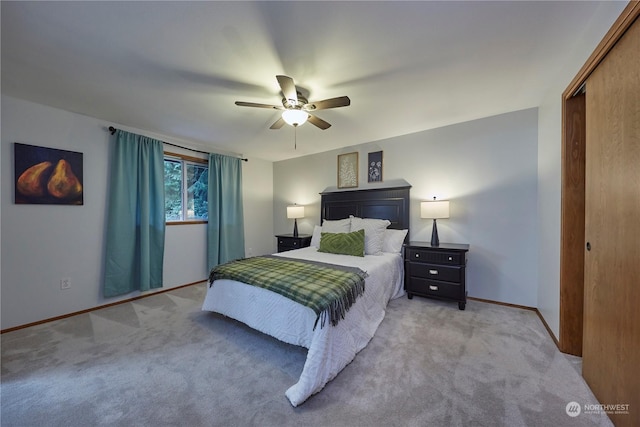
[60,278,71,290]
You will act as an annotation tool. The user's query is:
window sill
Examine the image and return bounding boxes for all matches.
[167,220,208,226]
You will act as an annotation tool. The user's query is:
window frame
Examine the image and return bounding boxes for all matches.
[164,151,208,225]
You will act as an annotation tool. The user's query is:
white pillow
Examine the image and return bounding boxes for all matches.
[310,225,322,247]
[383,229,408,253]
[321,218,351,233]
[350,216,390,255]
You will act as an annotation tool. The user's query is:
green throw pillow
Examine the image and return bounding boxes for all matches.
[318,229,365,257]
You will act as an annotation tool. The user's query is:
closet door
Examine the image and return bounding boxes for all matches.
[583,18,639,427]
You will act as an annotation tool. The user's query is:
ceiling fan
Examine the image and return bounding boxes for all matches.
[235,75,350,130]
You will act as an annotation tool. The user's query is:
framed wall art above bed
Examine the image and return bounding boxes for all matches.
[337,152,358,188]
[368,150,383,183]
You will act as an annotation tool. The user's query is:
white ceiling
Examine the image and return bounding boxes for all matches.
[0,1,624,162]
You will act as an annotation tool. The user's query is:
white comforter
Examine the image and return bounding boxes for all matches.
[201,246,405,406]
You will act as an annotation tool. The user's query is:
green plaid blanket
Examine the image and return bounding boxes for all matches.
[209,255,367,329]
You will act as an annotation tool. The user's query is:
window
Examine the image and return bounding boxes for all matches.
[164,153,208,222]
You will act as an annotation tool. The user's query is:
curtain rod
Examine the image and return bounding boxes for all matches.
[108,126,248,162]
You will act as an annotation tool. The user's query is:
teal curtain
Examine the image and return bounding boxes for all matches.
[207,153,245,269]
[104,130,166,297]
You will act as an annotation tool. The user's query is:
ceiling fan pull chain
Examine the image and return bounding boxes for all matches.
[294,124,297,150]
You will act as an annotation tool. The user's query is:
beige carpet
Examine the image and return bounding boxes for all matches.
[1,282,612,427]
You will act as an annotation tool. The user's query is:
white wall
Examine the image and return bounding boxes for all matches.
[1,95,274,329]
[275,108,539,307]
[242,155,274,258]
[536,1,627,339]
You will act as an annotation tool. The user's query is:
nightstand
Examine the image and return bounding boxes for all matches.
[275,234,312,253]
[404,242,469,310]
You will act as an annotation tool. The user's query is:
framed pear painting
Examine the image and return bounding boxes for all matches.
[14,143,83,205]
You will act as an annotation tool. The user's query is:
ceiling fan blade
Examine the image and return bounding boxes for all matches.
[270,117,286,129]
[308,114,331,130]
[305,96,351,111]
[235,101,283,110]
[276,75,298,104]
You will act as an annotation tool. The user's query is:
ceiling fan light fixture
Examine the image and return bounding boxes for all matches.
[282,109,308,126]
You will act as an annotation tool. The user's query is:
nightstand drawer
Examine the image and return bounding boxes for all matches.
[406,248,463,265]
[409,278,462,300]
[278,238,302,248]
[275,234,312,253]
[407,262,462,283]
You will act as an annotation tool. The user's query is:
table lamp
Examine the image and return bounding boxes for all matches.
[420,197,450,246]
[287,204,305,237]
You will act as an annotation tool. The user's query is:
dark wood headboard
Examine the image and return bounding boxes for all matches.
[320,186,411,232]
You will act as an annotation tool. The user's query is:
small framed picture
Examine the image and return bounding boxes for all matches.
[337,152,358,188]
[368,151,383,183]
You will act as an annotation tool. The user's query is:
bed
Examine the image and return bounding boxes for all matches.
[202,186,411,406]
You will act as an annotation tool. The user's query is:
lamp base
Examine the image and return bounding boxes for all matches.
[430,219,439,246]
[293,219,299,237]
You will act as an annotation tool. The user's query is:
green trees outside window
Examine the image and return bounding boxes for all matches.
[164,156,208,221]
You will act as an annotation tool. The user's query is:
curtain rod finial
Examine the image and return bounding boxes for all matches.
[108,126,116,135]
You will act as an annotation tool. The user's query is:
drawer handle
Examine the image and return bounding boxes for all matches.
[448,256,453,261]
[293,242,298,246]
[415,253,420,258]
[429,285,438,291]
[429,269,438,275]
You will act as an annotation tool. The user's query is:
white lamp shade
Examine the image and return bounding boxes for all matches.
[282,109,308,126]
[287,205,305,219]
[421,200,450,219]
